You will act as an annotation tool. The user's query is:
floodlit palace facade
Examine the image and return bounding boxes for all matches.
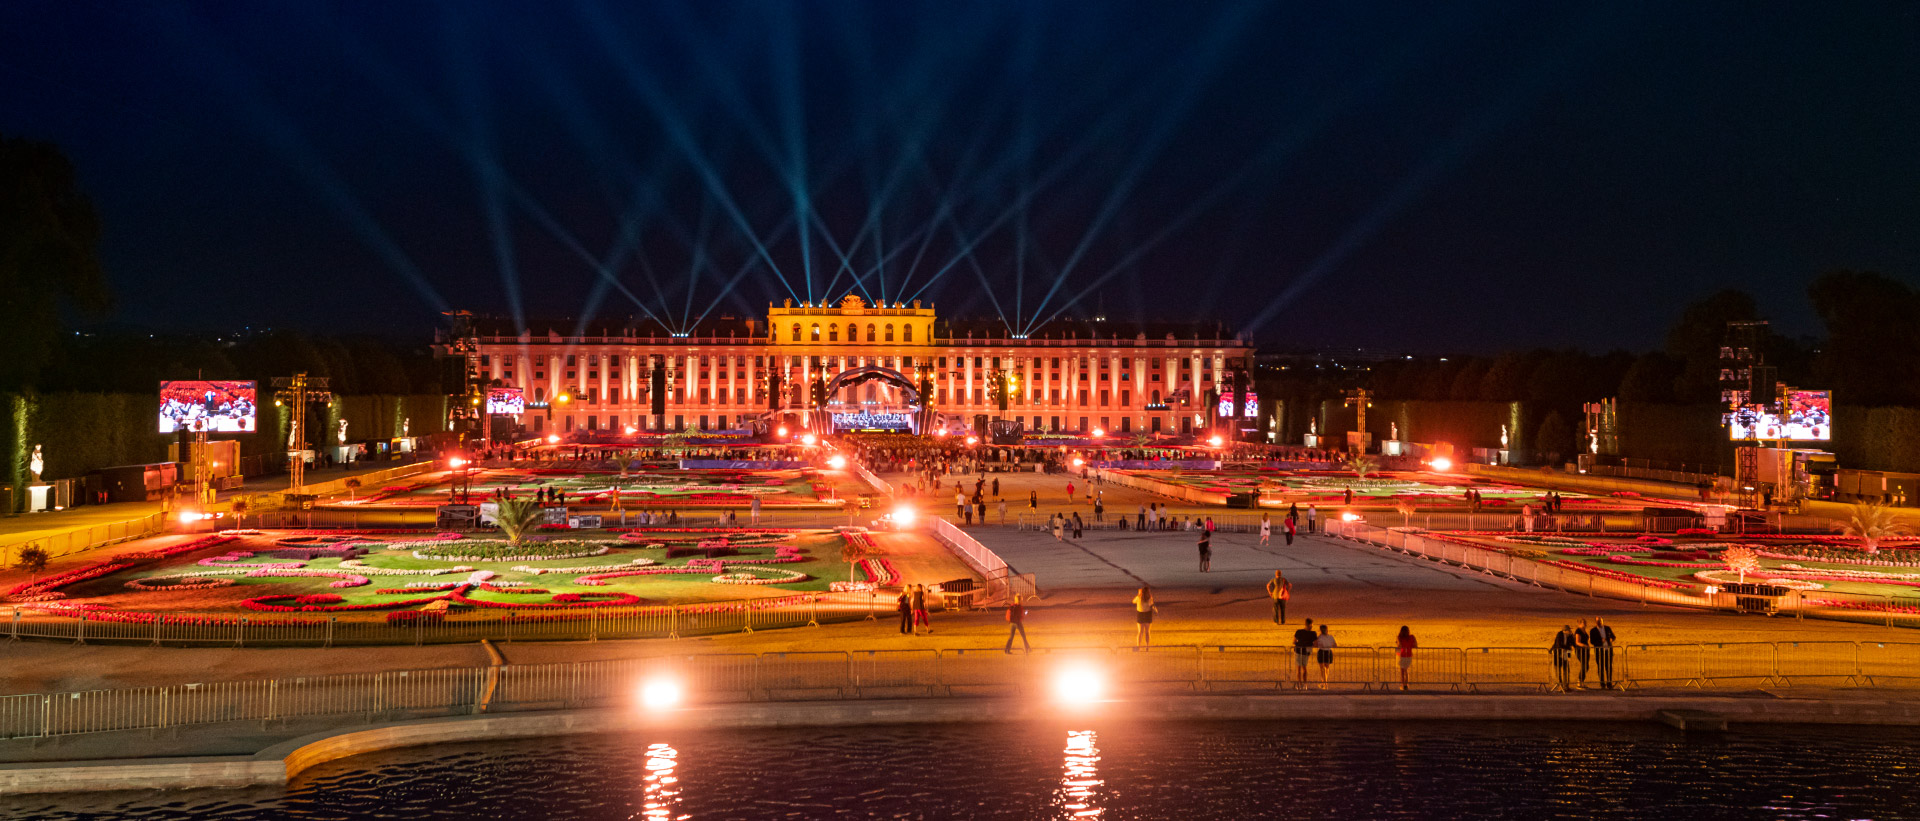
[439,295,1255,437]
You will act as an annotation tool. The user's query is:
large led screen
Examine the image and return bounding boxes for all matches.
[159,381,257,433]
[1729,389,1831,441]
[486,387,526,415]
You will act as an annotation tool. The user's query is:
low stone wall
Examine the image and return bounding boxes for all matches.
[8,693,1920,794]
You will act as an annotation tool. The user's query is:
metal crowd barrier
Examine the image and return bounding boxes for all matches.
[6,640,1920,740]
[0,512,168,568]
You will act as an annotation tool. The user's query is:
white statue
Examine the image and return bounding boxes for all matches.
[1389,422,1398,441]
[402,417,411,437]
[337,419,349,445]
[1309,418,1317,435]
[29,445,43,483]
[1500,424,1510,449]
[1589,430,1600,454]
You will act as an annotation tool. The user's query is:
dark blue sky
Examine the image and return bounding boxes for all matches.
[3,1,1916,352]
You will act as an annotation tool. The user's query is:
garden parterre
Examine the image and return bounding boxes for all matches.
[1129,469,1639,508]
[2,527,883,621]
[1444,531,1920,598]
[335,467,841,508]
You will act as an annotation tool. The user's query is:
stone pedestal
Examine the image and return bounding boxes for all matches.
[27,485,51,513]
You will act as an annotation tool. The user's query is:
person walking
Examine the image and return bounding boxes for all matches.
[910,585,931,635]
[1573,617,1593,689]
[1313,624,1337,689]
[956,490,967,520]
[1072,512,1084,540]
[1266,571,1291,624]
[1590,617,1618,690]
[1197,529,1212,572]
[1066,481,1075,502]
[895,588,913,635]
[1052,513,1065,541]
[1284,515,1296,546]
[1260,513,1272,545]
[1550,625,1575,691]
[1132,586,1158,649]
[1395,626,1418,691]
[1290,619,1317,685]
[1094,499,1104,523]
[1004,595,1030,653]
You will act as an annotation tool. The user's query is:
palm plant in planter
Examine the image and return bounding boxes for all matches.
[1346,454,1379,481]
[495,497,546,546]
[1834,503,1913,554]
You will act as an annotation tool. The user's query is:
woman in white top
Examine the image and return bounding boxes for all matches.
[1260,513,1272,545]
[1313,624,1338,689]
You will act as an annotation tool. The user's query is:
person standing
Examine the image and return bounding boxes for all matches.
[1066,481,1075,502]
[998,498,1008,525]
[1004,595,1030,653]
[1292,619,1317,686]
[1284,515,1296,546]
[1395,626,1418,691]
[1313,624,1337,689]
[910,585,930,635]
[992,477,1000,498]
[1266,571,1291,624]
[895,589,913,635]
[1132,586,1157,649]
[1094,499,1104,523]
[750,495,761,525]
[1029,490,1038,511]
[1306,505,1318,534]
[1590,617,1617,690]
[1260,513,1272,545]
[1573,617,1593,690]
[977,498,987,524]
[1197,529,1212,572]
[1550,625,1575,691]
[1137,504,1148,531]
[956,490,967,520]
[1052,513,1065,541]
[1072,512,1085,540]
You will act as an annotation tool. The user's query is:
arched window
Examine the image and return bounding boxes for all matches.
[1152,389,1161,404]
[866,324,876,342]
[848,323,858,342]
[811,324,821,341]
[828,325,839,342]
[903,325,913,342]
[885,324,895,342]
[790,324,801,342]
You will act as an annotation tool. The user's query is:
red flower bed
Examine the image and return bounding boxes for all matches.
[243,592,449,612]
[1542,560,1694,590]
[449,591,643,609]
[6,535,237,600]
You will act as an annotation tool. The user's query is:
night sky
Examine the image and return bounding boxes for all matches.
[3,1,1916,353]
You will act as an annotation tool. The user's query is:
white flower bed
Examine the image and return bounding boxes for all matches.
[1691,570,1823,590]
[512,558,657,575]
[712,568,808,585]
[410,543,613,562]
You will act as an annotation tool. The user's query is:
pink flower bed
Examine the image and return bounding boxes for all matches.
[6,535,237,601]
[1605,555,1721,569]
[241,568,371,588]
[1541,560,1693,590]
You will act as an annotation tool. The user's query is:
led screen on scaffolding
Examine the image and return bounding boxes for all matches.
[1729,389,1831,441]
[159,381,257,433]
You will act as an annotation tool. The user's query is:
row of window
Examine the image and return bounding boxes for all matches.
[482,352,1245,370]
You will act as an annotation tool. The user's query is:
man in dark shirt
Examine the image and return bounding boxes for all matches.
[1589,618,1618,689]
[1292,619,1318,686]
[1549,625,1575,691]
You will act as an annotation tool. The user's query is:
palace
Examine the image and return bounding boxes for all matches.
[438,295,1256,438]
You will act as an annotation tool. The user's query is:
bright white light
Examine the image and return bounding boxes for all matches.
[177,511,202,525]
[546,434,560,444]
[934,429,948,437]
[1071,457,1085,468]
[1053,665,1106,705]
[965,436,979,446]
[1429,456,1453,472]
[1091,428,1104,438]
[801,433,817,446]
[1340,511,1361,522]
[624,426,636,435]
[447,457,468,469]
[1207,435,1223,447]
[777,426,789,438]
[640,678,682,710]
[827,454,847,469]
[892,505,916,525]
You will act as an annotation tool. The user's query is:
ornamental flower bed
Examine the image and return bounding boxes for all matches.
[1541,560,1694,590]
[123,575,237,592]
[512,558,656,575]
[242,569,372,588]
[712,568,809,585]
[411,542,612,562]
[1606,555,1722,569]
[6,535,237,601]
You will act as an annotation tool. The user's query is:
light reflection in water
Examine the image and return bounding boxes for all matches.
[642,742,680,820]
[1055,730,1103,818]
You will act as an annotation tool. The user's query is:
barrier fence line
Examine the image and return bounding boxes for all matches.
[7,640,1920,740]
[852,463,893,497]
[0,512,168,569]
[1324,520,1920,630]
[926,517,1035,604]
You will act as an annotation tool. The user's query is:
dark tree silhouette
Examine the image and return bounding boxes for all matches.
[0,136,112,390]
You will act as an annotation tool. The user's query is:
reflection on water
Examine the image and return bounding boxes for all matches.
[642,742,679,821]
[4,720,1917,820]
[1055,730,1102,818]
